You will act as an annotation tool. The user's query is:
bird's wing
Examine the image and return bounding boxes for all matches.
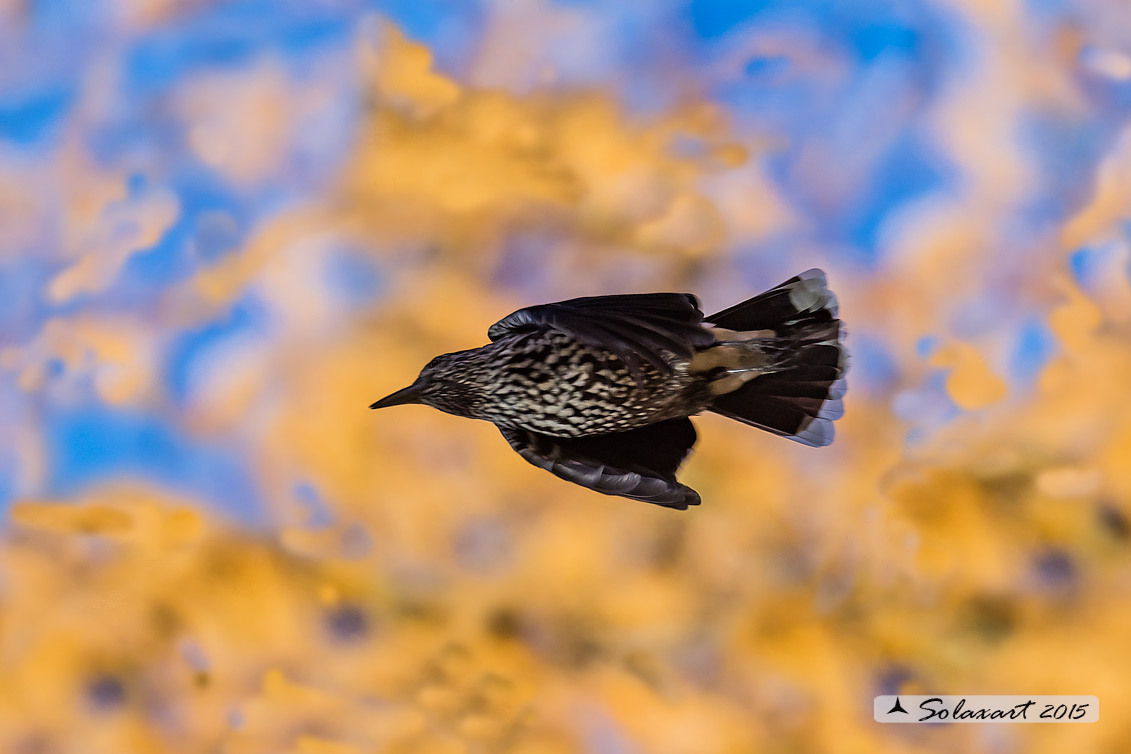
[487,293,713,378]
[498,418,701,509]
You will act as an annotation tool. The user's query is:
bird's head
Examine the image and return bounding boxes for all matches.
[369,351,485,417]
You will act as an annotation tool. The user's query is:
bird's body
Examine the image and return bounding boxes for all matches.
[429,330,706,437]
[372,270,847,509]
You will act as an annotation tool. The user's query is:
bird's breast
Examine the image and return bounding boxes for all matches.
[476,333,704,437]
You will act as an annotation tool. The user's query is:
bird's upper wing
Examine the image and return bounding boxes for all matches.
[498,418,701,509]
[487,293,713,378]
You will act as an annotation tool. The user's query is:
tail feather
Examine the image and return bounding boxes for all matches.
[706,268,838,331]
[705,269,847,447]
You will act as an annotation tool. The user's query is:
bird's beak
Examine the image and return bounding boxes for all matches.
[369,381,424,410]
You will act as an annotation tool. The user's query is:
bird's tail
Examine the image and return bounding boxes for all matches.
[702,269,846,446]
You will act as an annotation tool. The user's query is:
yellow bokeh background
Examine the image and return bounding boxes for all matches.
[2,5,1131,753]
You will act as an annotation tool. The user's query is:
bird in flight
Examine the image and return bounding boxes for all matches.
[371,269,846,509]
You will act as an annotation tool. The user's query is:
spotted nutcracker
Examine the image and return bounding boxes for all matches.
[370,269,846,509]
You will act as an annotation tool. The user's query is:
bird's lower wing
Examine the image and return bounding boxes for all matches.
[498,418,701,509]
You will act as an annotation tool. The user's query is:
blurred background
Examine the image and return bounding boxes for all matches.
[1,0,1130,752]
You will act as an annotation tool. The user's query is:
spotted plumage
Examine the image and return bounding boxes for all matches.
[417,331,704,437]
[371,269,847,509]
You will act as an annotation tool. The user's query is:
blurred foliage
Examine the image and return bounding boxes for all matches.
[2,1,1131,753]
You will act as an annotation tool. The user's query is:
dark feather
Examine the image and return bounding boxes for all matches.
[707,268,837,332]
[498,418,700,509]
[705,269,846,447]
[488,293,713,379]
